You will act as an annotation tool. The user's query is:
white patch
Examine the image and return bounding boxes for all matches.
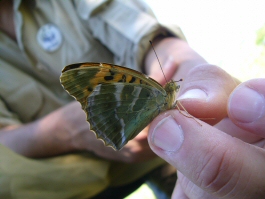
[92,84,101,92]
[128,87,142,111]
[114,85,124,107]
[114,113,126,144]
[119,118,126,144]
[88,84,102,107]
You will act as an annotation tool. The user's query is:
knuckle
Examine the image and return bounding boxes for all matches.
[194,144,241,196]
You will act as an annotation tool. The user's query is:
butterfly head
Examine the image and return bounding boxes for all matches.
[164,80,181,109]
[164,80,180,93]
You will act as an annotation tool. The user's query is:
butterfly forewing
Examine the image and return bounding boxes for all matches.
[60,63,177,150]
[60,63,165,108]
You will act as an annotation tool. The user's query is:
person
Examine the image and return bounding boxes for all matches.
[148,69,265,198]
[0,0,212,198]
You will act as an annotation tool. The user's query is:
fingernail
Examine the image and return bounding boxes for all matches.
[229,86,265,123]
[177,89,208,101]
[152,115,184,152]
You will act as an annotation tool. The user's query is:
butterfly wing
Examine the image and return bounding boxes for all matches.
[60,63,168,150]
[60,63,164,109]
[86,83,167,150]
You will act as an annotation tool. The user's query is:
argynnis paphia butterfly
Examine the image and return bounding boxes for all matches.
[60,62,180,150]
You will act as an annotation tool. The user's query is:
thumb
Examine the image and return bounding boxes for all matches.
[148,110,265,198]
[228,78,265,136]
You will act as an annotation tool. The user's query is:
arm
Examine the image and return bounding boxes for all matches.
[0,101,156,162]
[0,102,83,158]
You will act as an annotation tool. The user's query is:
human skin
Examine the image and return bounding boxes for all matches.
[148,77,265,198]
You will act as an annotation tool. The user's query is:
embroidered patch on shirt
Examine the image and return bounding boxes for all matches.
[37,24,63,52]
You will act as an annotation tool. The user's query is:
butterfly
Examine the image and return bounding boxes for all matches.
[60,62,180,150]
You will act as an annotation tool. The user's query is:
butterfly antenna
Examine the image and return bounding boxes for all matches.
[149,40,168,83]
[175,79,183,83]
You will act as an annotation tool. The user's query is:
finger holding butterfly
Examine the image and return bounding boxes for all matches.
[176,64,240,125]
[148,109,265,199]
[214,78,265,145]
[177,65,262,143]
[145,37,239,125]
[148,78,265,198]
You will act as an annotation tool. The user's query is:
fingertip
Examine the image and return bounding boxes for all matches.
[149,114,184,153]
[176,64,236,124]
[228,78,265,133]
[148,110,206,166]
[228,86,264,122]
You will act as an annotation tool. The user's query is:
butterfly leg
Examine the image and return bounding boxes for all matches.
[174,101,202,126]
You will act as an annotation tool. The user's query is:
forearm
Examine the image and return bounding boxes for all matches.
[0,112,73,158]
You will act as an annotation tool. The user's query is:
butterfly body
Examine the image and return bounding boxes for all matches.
[60,63,179,150]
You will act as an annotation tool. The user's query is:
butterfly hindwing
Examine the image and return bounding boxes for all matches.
[86,83,166,150]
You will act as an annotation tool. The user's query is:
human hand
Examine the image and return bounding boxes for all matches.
[148,76,265,198]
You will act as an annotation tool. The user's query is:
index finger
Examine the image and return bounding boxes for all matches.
[176,64,240,124]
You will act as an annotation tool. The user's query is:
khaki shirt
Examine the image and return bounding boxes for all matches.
[0,0,185,198]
